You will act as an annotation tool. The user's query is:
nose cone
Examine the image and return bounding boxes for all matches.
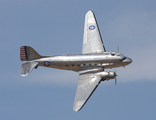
[123,57,132,65]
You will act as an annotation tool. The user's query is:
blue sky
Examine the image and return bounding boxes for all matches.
[0,0,156,120]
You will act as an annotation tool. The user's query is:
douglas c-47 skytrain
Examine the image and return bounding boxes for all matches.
[20,11,132,111]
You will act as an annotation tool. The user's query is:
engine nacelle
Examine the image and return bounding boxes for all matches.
[96,71,116,81]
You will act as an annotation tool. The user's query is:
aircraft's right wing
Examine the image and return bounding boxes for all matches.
[73,73,102,111]
[82,10,106,54]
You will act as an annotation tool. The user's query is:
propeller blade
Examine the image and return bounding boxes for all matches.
[114,71,118,85]
[115,76,117,85]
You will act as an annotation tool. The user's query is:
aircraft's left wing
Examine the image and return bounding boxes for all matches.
[73,73,102,111]
[82,11,106,54]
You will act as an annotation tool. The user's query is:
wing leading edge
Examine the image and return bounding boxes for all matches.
[82,10,106,54]
[73,73,102,111]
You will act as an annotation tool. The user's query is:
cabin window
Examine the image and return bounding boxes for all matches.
[89,64,91,66]
[83,64,86,66]
[77,64,80,66]
[72,65,74,66]
[66,65,69,67]
[95,64,97,66]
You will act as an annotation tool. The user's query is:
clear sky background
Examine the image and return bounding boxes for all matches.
[0,0,156,120]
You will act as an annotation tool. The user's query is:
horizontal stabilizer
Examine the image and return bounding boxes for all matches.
[20,61,38,76]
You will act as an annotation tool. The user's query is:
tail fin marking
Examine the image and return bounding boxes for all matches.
[20,46,41,61]
[20,46,28,61]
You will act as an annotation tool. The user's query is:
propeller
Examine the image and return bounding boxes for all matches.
[115,75,117,85]
[114,70,118,85]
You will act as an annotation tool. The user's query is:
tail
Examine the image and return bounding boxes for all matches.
[20,46,41,76]
[20,46,41,61]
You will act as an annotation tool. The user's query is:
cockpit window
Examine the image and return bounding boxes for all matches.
[111,53,115,56]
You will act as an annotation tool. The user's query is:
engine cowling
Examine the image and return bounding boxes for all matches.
[96,71,116,81]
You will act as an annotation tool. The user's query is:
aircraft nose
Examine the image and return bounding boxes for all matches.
[123,57,132,64]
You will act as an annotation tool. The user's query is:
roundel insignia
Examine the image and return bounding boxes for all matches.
[44,61,50,67]
[89,25,95,30]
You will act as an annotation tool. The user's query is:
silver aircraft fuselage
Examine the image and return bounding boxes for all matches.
[35,52,132,72]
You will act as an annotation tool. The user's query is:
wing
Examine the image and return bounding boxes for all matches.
[82,10,106,54]
[73,73,102,111]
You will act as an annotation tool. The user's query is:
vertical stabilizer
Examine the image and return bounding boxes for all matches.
[20,46,41,61]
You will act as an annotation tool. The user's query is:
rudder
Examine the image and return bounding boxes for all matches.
[20,46,41,61]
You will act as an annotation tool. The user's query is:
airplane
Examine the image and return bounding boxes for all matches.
[20,10,132,111]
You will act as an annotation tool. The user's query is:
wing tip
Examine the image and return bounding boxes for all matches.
[73,106,82,112]
[86,10,94,15]
[73,100,85,112]
[87,10,94,12]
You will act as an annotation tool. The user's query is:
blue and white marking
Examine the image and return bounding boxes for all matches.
[89,25,95,30]
[44,61,50,67]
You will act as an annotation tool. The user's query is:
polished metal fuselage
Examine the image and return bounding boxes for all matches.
[34,52,132,72]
